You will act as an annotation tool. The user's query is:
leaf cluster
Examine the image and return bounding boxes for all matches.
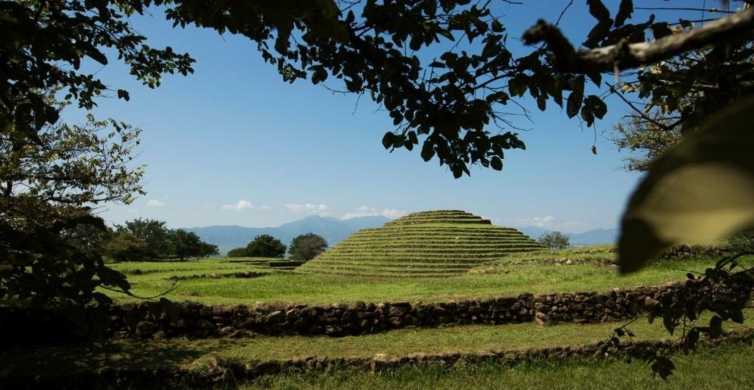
[1,0,194,140]
[605,253,754,380]
[109,218,218,261]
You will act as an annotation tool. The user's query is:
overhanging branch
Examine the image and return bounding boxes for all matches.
[522,6,754,73]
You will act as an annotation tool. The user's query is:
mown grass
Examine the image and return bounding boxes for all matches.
[300,210,541,277]
[106,253,754,306]
[3,310,752,383]
[245,343,754,390]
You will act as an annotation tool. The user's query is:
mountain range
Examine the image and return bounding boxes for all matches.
[186,215,391,253]
[187,215,618,254]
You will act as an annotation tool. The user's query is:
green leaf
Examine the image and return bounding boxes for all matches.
[587,0,611,23]
[382,132,395,149]
[566,76,585,118]
[117,89,130,101]
[614,0,634,27]
[421,141,435,161]
[490,156,503,171]
[617,97,754,273]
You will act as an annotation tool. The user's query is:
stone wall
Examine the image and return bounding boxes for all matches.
[0,284,681,344]
[6,330,754,390]
[104,284,676,339]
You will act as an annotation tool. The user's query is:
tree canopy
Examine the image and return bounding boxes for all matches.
[246,234,287,258]
[538,231,570,250]
[108,219,218,261]
[289,233,329,261]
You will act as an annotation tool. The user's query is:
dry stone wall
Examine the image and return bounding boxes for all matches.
[0,283,687,345]
[107,284,676,339]
[6,330,754,390]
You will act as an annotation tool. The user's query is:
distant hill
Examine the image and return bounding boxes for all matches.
[518,226,618,246]
[186,215,390,254]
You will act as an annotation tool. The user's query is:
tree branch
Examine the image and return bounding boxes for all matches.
[522,6,754,73]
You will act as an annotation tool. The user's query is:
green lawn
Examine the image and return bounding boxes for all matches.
[106,252,752,306]
[3,310,753,387]
[245,344,754,390]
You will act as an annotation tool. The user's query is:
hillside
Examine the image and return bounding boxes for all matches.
[298,210,541,277]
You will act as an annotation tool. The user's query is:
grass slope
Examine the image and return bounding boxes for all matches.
[298,210,541,277]
[106,251,754,307]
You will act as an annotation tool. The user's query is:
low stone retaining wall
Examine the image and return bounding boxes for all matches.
[108,284,675,339]
[5,330,754,390]
[167,271,267,281]
[0,283,690,343]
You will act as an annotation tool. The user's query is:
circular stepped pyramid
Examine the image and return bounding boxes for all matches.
[297,210,542,278]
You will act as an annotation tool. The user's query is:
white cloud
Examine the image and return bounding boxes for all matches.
[145,199,165,208]
[285,203,329,213]
[506,215,590,233]
[341,206,407,220]
[222,200,255,210]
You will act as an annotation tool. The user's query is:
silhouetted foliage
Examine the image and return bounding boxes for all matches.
[1,115,141,305]
[226,247,249,258]
[246,234,287,258]
[538,231,570,250]
[288,233,328,261]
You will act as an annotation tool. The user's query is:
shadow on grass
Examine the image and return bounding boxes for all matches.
[0,338,224,379]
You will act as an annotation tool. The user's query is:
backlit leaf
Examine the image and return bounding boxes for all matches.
[617,98,754,273]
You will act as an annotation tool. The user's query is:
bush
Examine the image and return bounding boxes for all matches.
[538,231,570,250]
[226,247,248,258]
[288,233,328,261]
[246,234,286,258]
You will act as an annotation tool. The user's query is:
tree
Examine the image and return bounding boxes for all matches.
[2,0,192,306]
[288,233,328,261]
[538,231,570,251]
[105,231,150,262]
[226,247,248,258]
[169,229,218,260]
[0,114,141,305]
[246,235,287,258]
[115,219,173,260]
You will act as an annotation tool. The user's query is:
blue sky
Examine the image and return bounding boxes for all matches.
[62,1,677,233]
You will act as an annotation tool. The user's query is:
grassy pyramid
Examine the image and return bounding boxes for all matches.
[297,210,541,278]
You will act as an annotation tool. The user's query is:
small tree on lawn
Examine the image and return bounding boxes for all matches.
[288,233,328,261]
[246,234,286,258]
[538,231,570,251]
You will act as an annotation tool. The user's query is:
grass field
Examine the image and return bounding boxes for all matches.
[244,344,754,390]
[4,310,753,387]
[106,247,749,306]
[19,246,750,388]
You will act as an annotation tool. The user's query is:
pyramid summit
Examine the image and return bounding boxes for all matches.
[297,210,541,278]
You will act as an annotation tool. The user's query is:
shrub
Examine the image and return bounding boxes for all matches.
[538,231,570,250]
[246,234,286,258]
[227,247,248,257]
[288,233,328,261]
